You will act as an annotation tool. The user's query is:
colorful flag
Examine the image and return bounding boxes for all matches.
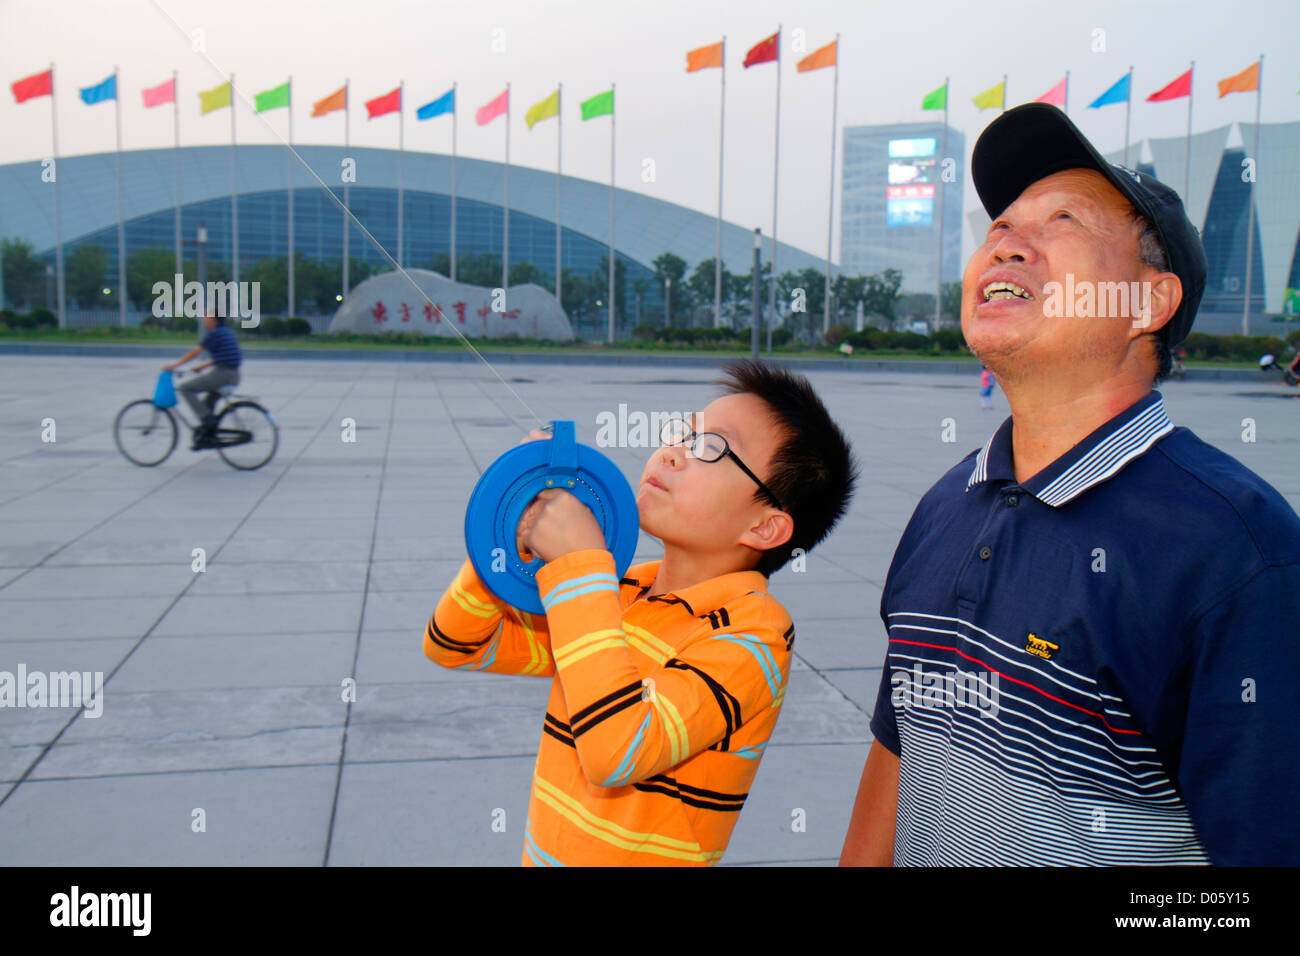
[797,40,836,73]
[311,84,346,117]
[973,80,1005,110]
[417,88,454,120]
[744,31,778,68]
[581,88,613,120]
[525,89,559,129]
[921,82,947,110]
[366,86,400,119]
[142,77,175,108]
[79,74,116,105]
[476,88,508,125]
[1089,73,1130,108]
[1217,61,1259,97]
[11,68,52,103]
[254,81,290,113]
[1036,77,1067,106]
[1147,69,1192,102]
[686,41,723,72]
[199,81,232,114]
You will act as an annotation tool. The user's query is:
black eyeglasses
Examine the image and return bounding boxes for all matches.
[659,418,784,512]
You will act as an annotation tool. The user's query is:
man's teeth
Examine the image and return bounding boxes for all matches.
[983,281,1031,301]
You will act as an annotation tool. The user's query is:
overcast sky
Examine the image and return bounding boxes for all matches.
[2,0,1296,265]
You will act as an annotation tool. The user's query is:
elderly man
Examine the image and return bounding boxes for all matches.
[840,103,1300,866]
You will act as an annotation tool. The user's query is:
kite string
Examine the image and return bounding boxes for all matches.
[148,0,548,431]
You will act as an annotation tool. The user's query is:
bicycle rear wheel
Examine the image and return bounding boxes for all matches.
[113,400,177,466]
[216,401,279,470]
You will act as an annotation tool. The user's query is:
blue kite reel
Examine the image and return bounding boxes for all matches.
[464,420,639,615]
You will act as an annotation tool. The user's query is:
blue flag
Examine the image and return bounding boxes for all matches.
[417,88,454,120]
[79,74,117,105]
[1088,73,1130,109]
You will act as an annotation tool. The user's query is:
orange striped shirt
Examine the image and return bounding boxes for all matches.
[424,549,794,866]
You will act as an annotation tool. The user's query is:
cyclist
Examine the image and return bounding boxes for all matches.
[162,309,242,449]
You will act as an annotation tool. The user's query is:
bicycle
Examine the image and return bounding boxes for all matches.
[113,370,279,470]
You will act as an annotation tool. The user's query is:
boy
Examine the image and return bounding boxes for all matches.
[424,360,857,865]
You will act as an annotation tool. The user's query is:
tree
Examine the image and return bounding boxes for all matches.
[652,252,688,325]
[595,255,627,322]
[66,244,110,308]
[508,260,548,289]
[786,267,825,335]
[687,258,732,325]
[127,248,180,309]
[247,256,288,315]
[457,252,502,288]
[940,280,963,326]
[630,276,649,326]
[1,238,44,309]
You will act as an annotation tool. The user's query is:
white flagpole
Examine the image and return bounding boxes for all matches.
[934,75,948,330]
[1184,61,1194,200]
[343,78,350,299]
[114,67,126,326]
[715,37,726,328]
[1122,65,1133,167]
[288,77,295,318]
[231,73,238,288]
[556,82,562,308]
[1001,73,1007,113]
[504,82,510,295]
[1064,70,1070,115]
[451,81,458,282]
[608,82,616,344]
[823,37,839,335]
[1242,55,1263,335]
[768,26,781,354]
[173,70,181,283]
[51,62,65,328]
[398,80,404,268]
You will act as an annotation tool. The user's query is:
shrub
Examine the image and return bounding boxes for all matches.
[30,308,57,328]
[285,317,312,336]
[824,323,852,347]
[932,328,966,352]
[632,324,656,342]
[258,316,286,337]
[770,328,792,347]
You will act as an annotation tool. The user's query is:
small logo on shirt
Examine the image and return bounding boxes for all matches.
[1025,633,1059,660]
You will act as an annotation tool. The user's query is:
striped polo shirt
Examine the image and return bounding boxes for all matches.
[425,549,794,866]
[201,324,241,367]
[871,390,1300,865]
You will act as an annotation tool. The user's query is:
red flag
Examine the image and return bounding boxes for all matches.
[142,77,176,108]
[1147,69,1192,102]
[366,86,400,119]
[476,89,508,125]
[744,31,778,68]
[11,68,52,103]
[1035,77,1067,106]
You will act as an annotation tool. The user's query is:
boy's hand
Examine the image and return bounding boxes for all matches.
[517,489,606,564]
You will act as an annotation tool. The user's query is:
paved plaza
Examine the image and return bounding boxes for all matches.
[0,352,1296,866]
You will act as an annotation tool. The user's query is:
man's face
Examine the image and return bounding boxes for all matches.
[636,393,786,561]
[961,168,1150,378]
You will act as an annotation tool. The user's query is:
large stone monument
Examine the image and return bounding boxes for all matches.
[327,268,574,340]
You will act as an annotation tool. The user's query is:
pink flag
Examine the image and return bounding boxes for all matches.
[142,77,176,108]
[1035,77,1067,107]
[476,88,508,126]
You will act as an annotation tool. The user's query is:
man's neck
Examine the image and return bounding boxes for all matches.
[644,544,757,598]
[1000,373,1153,484]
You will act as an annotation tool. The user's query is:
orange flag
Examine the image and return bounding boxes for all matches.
[1217,61,1260,97]
[312,84,347,117]
[796,40,836,73]
[686,41,723,72]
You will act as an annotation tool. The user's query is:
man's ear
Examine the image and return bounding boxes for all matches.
[1128,271,1182,339]
[740,510,793,555]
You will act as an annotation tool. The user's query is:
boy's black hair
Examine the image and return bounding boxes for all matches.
[716,360,858,576]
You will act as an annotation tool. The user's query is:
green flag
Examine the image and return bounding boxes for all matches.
[921,83,947,110]
[254,81,291,113]
[581,88,614,120]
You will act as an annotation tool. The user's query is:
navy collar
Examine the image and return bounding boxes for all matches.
[967,391,1174,507]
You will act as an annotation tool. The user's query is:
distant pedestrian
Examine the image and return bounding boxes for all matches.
[978,366,994,409]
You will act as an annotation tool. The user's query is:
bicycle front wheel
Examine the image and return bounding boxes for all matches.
[216,401,279,470]
[113,399,178,467]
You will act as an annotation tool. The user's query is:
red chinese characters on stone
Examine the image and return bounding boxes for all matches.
[400,302,411,323]
[503,308,521,320]
[423,303,438,323]
[453,302,467,324]
[371,301,387,324]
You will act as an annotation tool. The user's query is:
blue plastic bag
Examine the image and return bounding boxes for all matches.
[153,370,177,408]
